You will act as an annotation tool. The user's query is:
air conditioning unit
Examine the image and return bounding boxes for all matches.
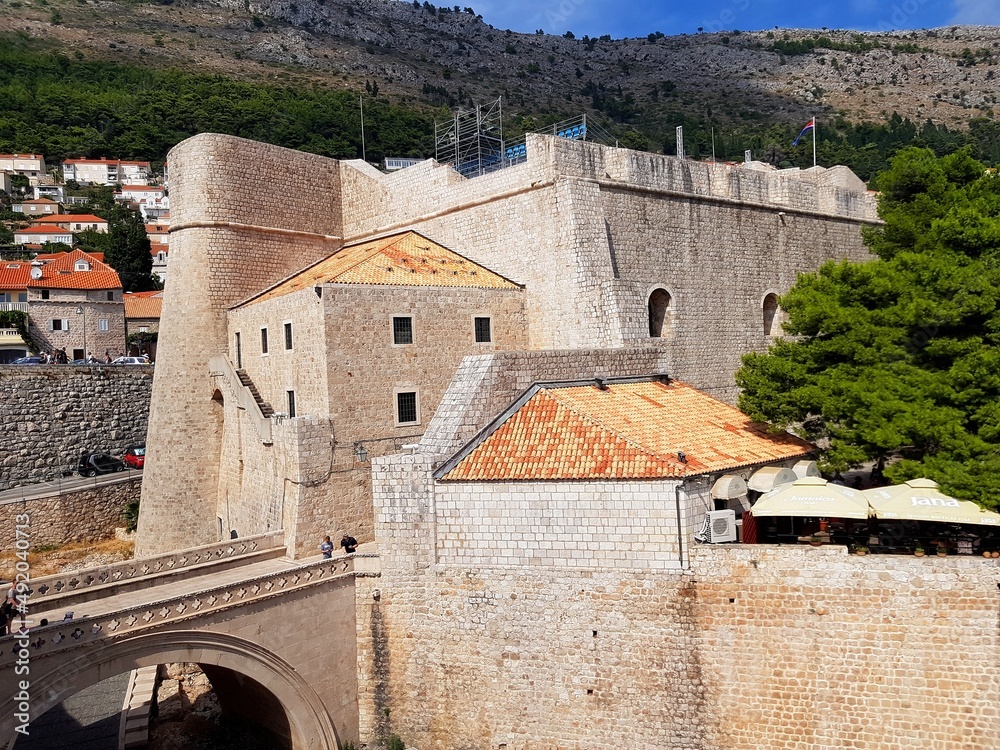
[695,509,737,544]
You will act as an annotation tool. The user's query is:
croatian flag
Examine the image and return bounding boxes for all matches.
[792,119,815,146]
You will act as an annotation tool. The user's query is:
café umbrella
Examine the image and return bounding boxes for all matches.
[865,478,1000,526]
[749,475,871,520]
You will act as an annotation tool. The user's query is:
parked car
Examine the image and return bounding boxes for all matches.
[122,444,146,469]
[77,452,125,477]
[111,356,151,365]
[11,356,42,365]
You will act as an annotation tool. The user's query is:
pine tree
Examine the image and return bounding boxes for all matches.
[104,206,156,292]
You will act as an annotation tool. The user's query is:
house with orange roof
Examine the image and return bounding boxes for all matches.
[124,290,162,359]
[14,225,73,246]
[0,261,32,362]
[26,249,125,360]
[418,375,815,568]
[29,213,108,233]
[219,229,526,551]
[12,197,62,216]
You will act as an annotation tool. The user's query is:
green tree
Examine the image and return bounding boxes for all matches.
[104,206,155,292]
[736,147,1000,506]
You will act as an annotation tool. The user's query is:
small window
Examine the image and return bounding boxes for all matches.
[99,319,109,332]
[41,290,50,300]
[284,322,293,351]
[396,391,418,425]
[75,260,90,272]
[51,318,67,331]
[393,316,413,345]
[763,293,780,336]
[107,291,114,301]
[260,328,269,355]
[474,317,492,343]
[17,292,26,302]
[286,390,296,418]
[139,326,149,333]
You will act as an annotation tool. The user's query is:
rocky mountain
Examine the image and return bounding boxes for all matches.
[2,0,999,139]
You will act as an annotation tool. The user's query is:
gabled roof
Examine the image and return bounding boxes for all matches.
[435,377,813,482]
[0,261,31,291]
[27,249,121,291]
[124,291,162,319]
[16,198,60,206]
[15,226,72,235]
[30,213,107,225]
[243,230,521,307]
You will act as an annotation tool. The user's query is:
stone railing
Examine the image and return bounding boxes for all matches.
[0,555,356,665]
[208,354,273,444]
[31,531,284,600]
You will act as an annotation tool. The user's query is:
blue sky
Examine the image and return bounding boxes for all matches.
[468,0,1000,38]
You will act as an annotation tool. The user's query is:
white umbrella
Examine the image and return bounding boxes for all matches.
[750,476,872,520]
[865,478,1000,526]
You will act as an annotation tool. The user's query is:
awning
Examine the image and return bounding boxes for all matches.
[711,474,748,499]
[865,478,1000,526]
[747,466,797,493]
[792,460,821,479]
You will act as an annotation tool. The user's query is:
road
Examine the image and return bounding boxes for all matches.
[0,471,142,503]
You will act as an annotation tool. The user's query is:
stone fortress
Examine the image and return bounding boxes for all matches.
[129,132,1000,749]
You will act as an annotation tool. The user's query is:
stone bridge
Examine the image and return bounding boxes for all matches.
[0,532,375,749]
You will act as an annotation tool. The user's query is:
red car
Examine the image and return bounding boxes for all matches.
[122,444,146,469]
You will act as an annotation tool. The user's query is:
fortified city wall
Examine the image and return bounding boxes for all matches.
[361,452,1000,750]
[0,365,152,490]
[138,133,877,557]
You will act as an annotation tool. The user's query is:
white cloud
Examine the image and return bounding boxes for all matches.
[951,0,1000,24]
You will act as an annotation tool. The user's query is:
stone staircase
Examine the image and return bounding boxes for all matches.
[236,369,274,417]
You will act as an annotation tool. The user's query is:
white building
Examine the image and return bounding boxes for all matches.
[62,158,152,186]
[0,154,46,184]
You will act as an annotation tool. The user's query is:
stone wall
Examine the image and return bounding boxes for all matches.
[0,365,152,490]
[0,476,139,553]
[366,458,1000,749]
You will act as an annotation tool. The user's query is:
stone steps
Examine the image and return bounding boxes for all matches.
[235,368,274,417]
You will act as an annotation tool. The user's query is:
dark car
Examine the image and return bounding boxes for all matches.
[122,444,146,470]
[11,356,43,365]
[77,452,125,477]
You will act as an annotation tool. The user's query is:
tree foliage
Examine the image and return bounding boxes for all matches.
[737,147,1000,506]
[104,206,156,292]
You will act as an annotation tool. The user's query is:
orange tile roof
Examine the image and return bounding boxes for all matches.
[17,198,60,206]
[0,261,31,291]
[30,213,107,225]
[145,224,169,233]
[437,379,813,482]
[15,226,73,235]
[27,249,121,290]
[120,185,162,191]
[244,230,520,306]
[124,293,162,319]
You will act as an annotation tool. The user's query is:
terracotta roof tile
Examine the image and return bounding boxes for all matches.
[124,294,162,319]
[439,380,813,482]
[26,249,121,291]
[30,214,107,225]
[15,226,73,235]
[245,230,520,306]
[0,261,31,291]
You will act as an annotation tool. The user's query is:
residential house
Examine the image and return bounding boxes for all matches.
[26,249,126,360]
[62,157,152,186]
[124,290,162,360]
[0,154,46,184]
[151,246,169,283]
[117,185,168,221]
[14,226,73,247]
[12,198,63,216]
[33,185,66,202]
[0,172,10,196]
[30,214,109,233]
[146,223,169,248]
[0,261,31,363]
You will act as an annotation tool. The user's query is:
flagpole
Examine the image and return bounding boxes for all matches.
[812,114,816,168]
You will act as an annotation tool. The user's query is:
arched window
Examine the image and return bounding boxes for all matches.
[763,293,779,336]
[648,288,672,338]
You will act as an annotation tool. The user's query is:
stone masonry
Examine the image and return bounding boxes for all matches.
[0,365,152,489]
[138,132,876,558]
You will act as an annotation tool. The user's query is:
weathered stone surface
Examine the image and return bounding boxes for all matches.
[0,366,152,490]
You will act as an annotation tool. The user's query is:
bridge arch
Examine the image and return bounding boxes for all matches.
[3,630,340,750]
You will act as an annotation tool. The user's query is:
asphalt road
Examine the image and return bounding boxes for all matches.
[0,471,142,503]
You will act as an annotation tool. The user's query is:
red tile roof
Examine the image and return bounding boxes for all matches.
[124,292,162,319]
[17,198,60,206]
[244,230,520,306]
[30,213,107,225]
[0,261,31,291]
[15,226,73,235]
[120,185,162,192]
[26,249,121,290]
[437,379,813,482]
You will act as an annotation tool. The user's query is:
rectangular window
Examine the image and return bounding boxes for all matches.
[41,290,50,300]
[392,316,413,345]
[51,319,65,331]
[474,317,492,343]
[235,332,242,369]
[17,292,26,303]
[396,391,418,425]
[139,326,149,333]
[260,328,269,355]
[107,291,114,301]
[0,293,8,303]
[99,319,109,332]
[284,322,293,351]
[286,390,296,418]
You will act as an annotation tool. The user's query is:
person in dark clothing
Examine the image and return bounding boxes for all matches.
[340,533,358,554]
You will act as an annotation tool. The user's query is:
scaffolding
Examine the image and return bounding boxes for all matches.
[434,97,505,179]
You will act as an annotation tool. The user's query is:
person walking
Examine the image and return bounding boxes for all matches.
[319,535,334,559]
[340,533,358,554]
